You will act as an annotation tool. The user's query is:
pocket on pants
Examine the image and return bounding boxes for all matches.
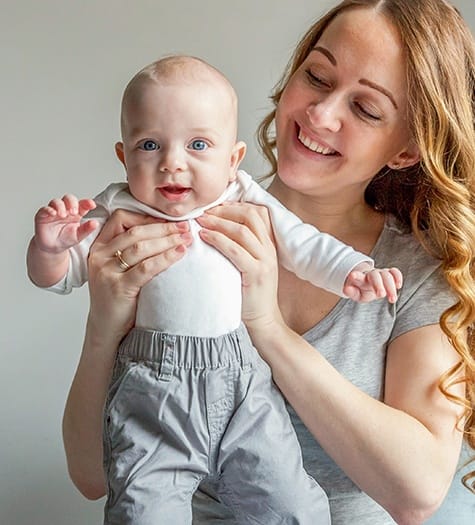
[104,360,163,450]
[103,360,142,465]
[104,359,140,442]
[105,360,153,452]
[106,358,141,414]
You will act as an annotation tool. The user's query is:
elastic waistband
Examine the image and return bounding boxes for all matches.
[118,325,256,368]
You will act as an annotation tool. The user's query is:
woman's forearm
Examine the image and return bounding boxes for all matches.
[249,321,463,525]
[62,315,120,500]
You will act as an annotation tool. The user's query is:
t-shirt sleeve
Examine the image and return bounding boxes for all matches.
[390,264,455,343]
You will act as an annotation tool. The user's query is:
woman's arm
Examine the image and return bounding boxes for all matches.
[252,322,463,525]
[198,203,464,525]
[62,210,192,499]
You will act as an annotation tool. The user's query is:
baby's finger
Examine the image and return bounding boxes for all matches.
[342,283,362,302]
[62,194,80,215]
[380,270,399,304]
[35,206,57,221]
[76,219,99,243]
[366,271,386,298]
[48,198,68,217]
[388,267,403,289]
[345,270,366,288]
[78,199,97,217]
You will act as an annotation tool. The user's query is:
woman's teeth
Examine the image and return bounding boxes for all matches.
[298,130,335,155]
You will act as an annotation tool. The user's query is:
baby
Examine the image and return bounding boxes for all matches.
[27,55,402,525]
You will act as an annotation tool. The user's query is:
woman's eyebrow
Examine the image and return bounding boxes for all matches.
[311,46,398,109]
[312,46,337,66]
[359,79,398,109]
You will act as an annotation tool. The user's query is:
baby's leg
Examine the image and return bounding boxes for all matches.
[216,355,331,525]
[192,480,238,524]
[103,329,210,525]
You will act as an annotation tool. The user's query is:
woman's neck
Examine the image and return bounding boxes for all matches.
[267,176,384,252]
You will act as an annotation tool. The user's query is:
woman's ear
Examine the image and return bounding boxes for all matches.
[229,141,247,181]
[388,140,420,170]
[115,142,126,168]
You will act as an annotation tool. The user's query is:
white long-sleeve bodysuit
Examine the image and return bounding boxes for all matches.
[50,170,373,336]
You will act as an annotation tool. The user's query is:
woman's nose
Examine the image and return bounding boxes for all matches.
[306,96,343,133]
[158,146,187,173]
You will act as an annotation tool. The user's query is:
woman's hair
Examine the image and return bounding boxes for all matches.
[258,0,475,490]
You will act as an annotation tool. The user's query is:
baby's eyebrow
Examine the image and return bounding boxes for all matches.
[125,127,156,138]
[189,126,216,135]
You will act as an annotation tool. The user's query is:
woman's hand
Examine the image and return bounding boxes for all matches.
[87,209,192,342]
[197,202,284,333]
[63,209,192,499]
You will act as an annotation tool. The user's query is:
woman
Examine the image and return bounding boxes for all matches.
[63,0,475,523]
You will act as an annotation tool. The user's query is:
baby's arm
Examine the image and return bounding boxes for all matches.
[237,172,373,296]
[343,262,403,304]
[27,194,98,287]
[236,172,403,302]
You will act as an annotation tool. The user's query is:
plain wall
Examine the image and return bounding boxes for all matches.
[2,1,474,524]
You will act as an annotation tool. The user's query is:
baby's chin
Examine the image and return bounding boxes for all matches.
[154,200,201,219]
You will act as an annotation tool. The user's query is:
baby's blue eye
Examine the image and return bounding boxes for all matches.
[189,139,208,151]
[141,140,159,151]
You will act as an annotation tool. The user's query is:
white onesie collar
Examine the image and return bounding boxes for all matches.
[121,177,241,222]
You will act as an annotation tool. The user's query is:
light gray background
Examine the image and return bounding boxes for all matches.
[2,1,474,524]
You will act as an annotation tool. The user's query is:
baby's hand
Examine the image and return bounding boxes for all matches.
[343,263,403,304]
[34,194,98,253]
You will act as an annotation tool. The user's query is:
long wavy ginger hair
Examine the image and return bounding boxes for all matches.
[258,0,475,490]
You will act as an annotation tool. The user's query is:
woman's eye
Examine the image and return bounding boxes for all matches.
[140,140,159,151]
[355,102,381,121]
[305,69,328,87]
[189,139,208,151]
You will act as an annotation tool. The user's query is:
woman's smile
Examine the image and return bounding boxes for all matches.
[297,126,338,156]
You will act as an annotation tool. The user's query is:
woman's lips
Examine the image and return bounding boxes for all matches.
[294,124,340,157]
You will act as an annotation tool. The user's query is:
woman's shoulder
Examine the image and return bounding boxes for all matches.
[375,214,453,311]
[374,214,441,276]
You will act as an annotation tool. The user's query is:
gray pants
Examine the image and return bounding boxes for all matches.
[103,325,330,525]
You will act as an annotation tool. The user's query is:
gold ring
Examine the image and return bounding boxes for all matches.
[114,249,131,271]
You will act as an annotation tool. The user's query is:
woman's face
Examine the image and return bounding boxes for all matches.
[275,8,417,199]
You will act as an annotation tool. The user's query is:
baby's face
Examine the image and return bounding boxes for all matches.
[117,79,244,217]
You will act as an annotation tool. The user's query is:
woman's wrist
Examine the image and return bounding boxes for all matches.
[245,312,291,357]
[84,312,126,358]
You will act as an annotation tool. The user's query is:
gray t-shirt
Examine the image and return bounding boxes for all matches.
[193,215,456,525]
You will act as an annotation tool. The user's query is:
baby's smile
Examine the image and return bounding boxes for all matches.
[158,184,192,201]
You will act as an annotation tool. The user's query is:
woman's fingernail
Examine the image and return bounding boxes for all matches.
[176,221,189,231]
[180,232,192,243]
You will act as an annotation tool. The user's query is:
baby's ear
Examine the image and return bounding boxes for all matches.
[115,142,126,168]
[229,141,247,181]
